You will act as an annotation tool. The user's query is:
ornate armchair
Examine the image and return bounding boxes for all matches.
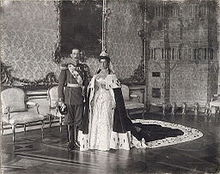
[209,94,220,115]
[121,84,146,118]
[47,85,64,132]
[1,88,45,142]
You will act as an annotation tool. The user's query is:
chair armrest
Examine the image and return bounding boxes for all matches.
[211,94,220,102]
[4,106,11,120]
[130,94,140,102]
[26,101,40,114]
[49,101,59,109]
[26,101,39,106]
[48,101,60,116]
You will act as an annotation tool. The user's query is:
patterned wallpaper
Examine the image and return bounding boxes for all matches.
[1,0,219,97]
[1,1,60,81]
[1,0,141,84]
[170,63,209,106]
[107,0,143,79]
[217,3,220,93]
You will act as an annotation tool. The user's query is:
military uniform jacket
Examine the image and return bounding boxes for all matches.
[58,63,89,105]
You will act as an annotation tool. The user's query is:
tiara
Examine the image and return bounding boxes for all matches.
[99,50,109,57]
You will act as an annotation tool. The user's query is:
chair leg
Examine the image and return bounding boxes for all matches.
[49,115,52,128]
[141,109,146,119]
[1,122,4,135]
[162,103,166,116]
[41,120,44,139]
[12,125,15,143]
[59,117,62,133]
[24,124,26,134]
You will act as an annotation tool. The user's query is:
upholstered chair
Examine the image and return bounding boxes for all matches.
[1,88,45,142]
[121,84,146,118]
[209,94,220,115]
[47,85,64,132]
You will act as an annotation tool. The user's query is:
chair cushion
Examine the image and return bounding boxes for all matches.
[125,101,145,110]
[48,86,59,108]
[210,100,220,107]
[121,85,130,101]
[2,112,44,125]
[28,98,49,116]
[1,88,26,113]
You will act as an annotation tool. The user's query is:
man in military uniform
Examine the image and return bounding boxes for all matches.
[58,48,89,150]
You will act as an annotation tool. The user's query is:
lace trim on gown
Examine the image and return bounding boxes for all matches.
[78,76,146,151]
[78,130,146,151]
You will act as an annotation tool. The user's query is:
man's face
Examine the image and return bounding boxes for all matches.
[71,49,80,60]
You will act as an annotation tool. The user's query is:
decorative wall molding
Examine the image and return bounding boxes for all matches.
[1,1,60,81]
[107,0,143,81]
[1,62,13,86]
[53,1,62,64]
[1,61,58,90]
[121,59,145,85]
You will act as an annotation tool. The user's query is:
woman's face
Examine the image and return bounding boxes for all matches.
[100,59,109,70]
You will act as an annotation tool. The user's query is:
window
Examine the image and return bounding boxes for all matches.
[152,88,161,98]
[152,72,160,77]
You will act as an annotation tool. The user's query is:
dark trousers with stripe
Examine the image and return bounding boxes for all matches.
[64,104,83,144]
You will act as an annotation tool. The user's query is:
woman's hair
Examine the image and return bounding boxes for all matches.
[97,56,115,74]
[98,56,110,63]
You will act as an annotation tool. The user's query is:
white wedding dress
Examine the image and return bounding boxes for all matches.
[78,74,146,151]
[89,77,114,150]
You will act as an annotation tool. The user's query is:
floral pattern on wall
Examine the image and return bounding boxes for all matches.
[107,0,143,80]
[1,1,60,81]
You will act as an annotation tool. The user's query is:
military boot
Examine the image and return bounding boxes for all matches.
[74,126,80,149]
[67,125,75,151]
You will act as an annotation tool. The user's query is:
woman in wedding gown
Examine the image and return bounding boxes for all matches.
[78,51,146,151]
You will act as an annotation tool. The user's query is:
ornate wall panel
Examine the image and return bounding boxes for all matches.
[170,63,209,106]
[107,0,143,80]
[148,60,165,105]
[217,1,220,93]
[1,1,60,81]
[145,0,219,107]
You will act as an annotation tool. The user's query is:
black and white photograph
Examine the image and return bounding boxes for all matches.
[0,0,220,173]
